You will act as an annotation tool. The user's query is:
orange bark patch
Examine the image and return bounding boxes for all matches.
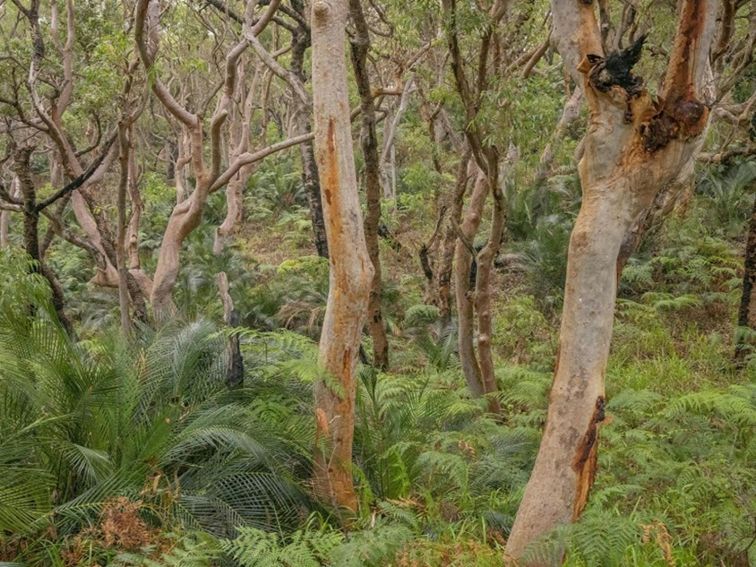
[641,0,710,152]
[322,118,338,206]
[571,395,605,520]
[664,0,707,103]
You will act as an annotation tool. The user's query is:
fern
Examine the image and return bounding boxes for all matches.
[222,523,343,567]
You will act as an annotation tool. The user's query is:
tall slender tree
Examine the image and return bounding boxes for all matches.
[310,0,374,512]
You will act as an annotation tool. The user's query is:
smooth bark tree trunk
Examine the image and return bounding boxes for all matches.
[735,195,756,363]
[506,1,718,562]
[350,0,389,371]
[310,0,374,513]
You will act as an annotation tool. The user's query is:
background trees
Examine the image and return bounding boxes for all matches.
[0,0,754,565]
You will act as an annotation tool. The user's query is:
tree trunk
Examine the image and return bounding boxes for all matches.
[507,181,647,562]
[506,1,717,562]
[735,194,756,363]
[290,0,329,259]
[455,170,488,398]
[310,0,374,513]
[473,163,504,414]
[379,78,414,199]
[117,124,133,336]
[0,177,19,247]
[301,138,330,258]
[216,272,244,388]
[437,153,473,326]
[350,0,389,371]
[150,196,205,319]
[13,146,75,337]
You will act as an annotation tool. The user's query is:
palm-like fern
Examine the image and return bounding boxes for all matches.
[0,293,313,563]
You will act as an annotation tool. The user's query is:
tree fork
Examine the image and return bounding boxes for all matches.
[506,0,718,562]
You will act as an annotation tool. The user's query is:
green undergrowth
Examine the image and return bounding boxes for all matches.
[1,190,754,566]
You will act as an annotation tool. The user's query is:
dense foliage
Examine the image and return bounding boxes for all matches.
[1,0,754,564]
[0,177,754,565]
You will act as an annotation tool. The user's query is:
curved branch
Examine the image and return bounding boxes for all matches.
[209,132,313,193]
[36,132,117,211]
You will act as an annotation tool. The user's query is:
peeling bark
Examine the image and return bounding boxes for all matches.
[506,1,719,562]
[311,0,374,514]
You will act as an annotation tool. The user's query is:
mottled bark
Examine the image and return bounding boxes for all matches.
[507,1,718,562]
[311,0,374,513]
[350,0,389,371]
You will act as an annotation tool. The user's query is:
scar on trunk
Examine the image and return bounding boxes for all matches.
[322,118,338,206]
[572,395,605,520]
[641,0,709,151]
